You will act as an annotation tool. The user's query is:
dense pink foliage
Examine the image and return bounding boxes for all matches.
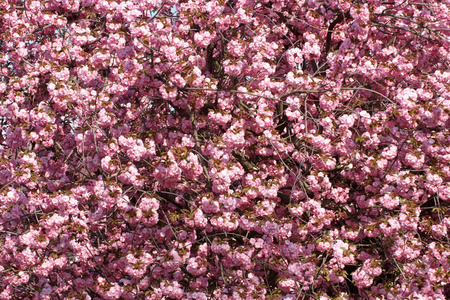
[1,0,450,299]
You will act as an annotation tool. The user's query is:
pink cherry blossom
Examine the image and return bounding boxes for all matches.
[1,0,450,298]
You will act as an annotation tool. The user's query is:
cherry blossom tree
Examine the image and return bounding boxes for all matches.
[1,0,450,299]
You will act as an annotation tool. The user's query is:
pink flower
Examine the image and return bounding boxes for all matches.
[160,281,184,299]
[211,238,230,255]
[353,268,373,288]
[153,151,182,188]
[262,221,279,236]
[98,108,116,128]
[170,72,186,88]
[380,217,401,236]
[179,152,203,180]
[104,283,123,300]
[382,145,398,160]
[285,47,303,68]
[210,212,239,231]
[227,39,246,57]
[201,197,220,213]
[223,59,247,76]
[404,152,425,169]
[379,194,400,210]
[194,31,214,48]
[219,195,237,211]
[118,163,144,188]
[223,121,246,149]
[101,156,117,173]
[278,278,296,293]
[350,4,371,23]
[208,110,232,126]
[186,257,207,276]
[302,41,321,60]
[338,114,356,128]
[333,240,356,265]
[187,292,208,300]
[185,209,207,228]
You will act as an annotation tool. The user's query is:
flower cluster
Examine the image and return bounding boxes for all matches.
[0,0,449,299]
